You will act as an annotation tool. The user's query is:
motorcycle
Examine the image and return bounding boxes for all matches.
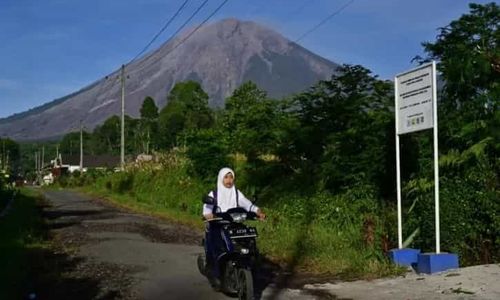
[197,195,259,300]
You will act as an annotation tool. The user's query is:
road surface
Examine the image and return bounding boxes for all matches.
[38,189,320,300]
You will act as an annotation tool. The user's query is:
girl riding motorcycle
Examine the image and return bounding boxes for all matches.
[200,167,265,296]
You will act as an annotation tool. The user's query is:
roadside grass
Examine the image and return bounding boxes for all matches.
[62,164,405,280]
[0,188,48,299]
[76,185,203,231]
[0,189,13,212]
[255,220,402,279]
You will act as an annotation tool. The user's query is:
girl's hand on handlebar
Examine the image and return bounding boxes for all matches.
[256,210,266,221]
[203,213,214,220]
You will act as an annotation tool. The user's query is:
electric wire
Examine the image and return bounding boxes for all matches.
[295,0,354,43]
[129,0,190,64]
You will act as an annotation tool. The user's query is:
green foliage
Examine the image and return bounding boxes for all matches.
[140,96,159,120]
[90,115,121,154]
[0,189,46,299]
[158,81,214,148]
[276,65,395,194]
[90,115,138,155]
[0,138,21,173]
[185,128,230,180]
[402,3,500,264]
[138,96,159,154]
[222,82,278,162]
[109,171,135,194]
[421,3,499,111]
[60,131,92,155]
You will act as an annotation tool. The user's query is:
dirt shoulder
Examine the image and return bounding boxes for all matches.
[304,264,500,300]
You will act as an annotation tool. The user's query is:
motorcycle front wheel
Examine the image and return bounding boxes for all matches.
[197,253,206,276]
[237,268,253,300]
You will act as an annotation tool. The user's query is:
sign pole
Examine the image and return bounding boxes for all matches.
[390,61,457,272]
[432,61,440,254]
[395,78,403,249]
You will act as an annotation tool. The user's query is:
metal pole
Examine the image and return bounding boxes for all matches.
[41,146,45,172]
[80,120,83,172]
[2,138,5,171]
[120,64,125,170]
[432,61,440,254]
[395,76,403,249]
[35,151,39,184]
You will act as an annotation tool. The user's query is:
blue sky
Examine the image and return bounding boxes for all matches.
[0,0,490,118]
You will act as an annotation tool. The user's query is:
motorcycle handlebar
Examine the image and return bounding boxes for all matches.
[203,211,258,222]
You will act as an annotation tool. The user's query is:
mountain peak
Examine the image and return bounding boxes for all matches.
[0,19,339,140]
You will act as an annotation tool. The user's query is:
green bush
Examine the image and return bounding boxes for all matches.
[185,128,230,180]
[110,171,135,194]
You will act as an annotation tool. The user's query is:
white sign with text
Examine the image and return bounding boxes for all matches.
[395,63,435,135]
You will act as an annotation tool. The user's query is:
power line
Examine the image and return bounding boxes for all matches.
[130,0,190,64]
[132,0,229,75]
[81,0,229,141]
[295,0,354,43]
[131,0,210,70]
[166,0,229,55]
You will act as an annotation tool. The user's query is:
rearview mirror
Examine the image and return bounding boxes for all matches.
[202,195,215,205]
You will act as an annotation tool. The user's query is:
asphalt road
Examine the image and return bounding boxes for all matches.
[40,189,319,300]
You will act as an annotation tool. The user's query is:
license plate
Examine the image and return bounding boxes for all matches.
[227,227,258,238]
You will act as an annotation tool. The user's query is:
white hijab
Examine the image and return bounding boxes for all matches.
[215,167,238,212]
[203,167,257,215]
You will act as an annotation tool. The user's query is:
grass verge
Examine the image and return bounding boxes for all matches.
[0,189,13,212]
[0,188,48,299]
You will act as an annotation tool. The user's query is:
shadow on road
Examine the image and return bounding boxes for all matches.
[252,199,343,300]
[22,199,136,300]
[23,247,109,300]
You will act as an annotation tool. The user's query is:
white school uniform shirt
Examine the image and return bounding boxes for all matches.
[202,167,259,216]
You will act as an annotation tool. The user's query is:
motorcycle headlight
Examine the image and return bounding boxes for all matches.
[229,213,247,222]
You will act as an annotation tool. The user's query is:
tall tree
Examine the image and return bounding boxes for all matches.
[283,65,397,191]
[419,2,499,150]
[60,131,92,156]
[222,81,278,163]
[139,96,159,154]
[405,3,500,262]
[140,96,159,120]
[0,138,20,173]
[158,81,213,148]
[91,116,121,154]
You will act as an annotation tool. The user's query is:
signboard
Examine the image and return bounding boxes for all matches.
[395,63,435,135]
[394,61,441,253]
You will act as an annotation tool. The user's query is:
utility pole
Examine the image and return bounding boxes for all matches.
[120,64,126,170]
[1,138,5,171]
[35,151,38,184]
[80,120,83,172]
[41,146,45,173]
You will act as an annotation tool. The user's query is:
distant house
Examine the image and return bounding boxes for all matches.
[51,154,120,175]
